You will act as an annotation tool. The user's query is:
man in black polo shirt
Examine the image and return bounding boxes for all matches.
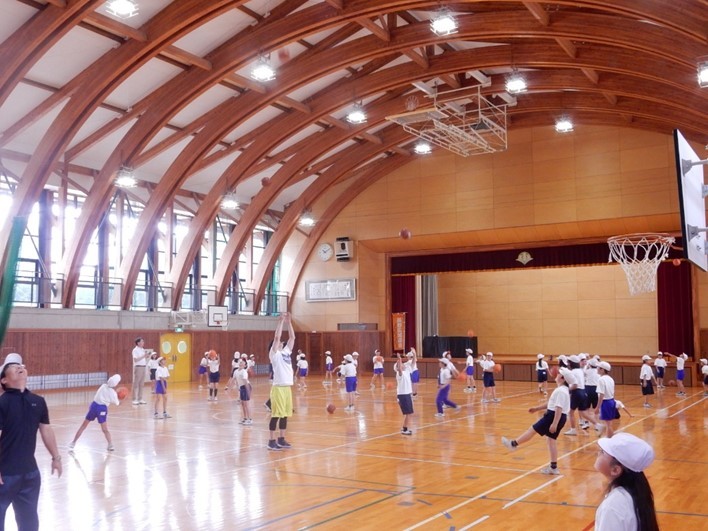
[0,353,62,530]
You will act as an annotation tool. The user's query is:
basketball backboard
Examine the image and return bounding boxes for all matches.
[207,305,228,327]
[674,129,708,271]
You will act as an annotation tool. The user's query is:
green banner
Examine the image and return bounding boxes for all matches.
[0,217,26,346]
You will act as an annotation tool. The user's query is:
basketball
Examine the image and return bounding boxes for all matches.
[209,349,217,360]
[457,370,466,380]
[386,382,394,390]
[326,403,336,414]
[550,366,559,378]
[494,363,502,373]
[672,258,681,266]
[399,228,411,240]
[467,329,475,337]
[116,386,129,400]
[261,177,270,187]
[668,379,676,387]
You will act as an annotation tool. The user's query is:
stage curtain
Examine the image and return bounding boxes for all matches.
[657,261,694,357]
[391,276,416,352]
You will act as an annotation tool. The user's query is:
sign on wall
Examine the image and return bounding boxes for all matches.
[305,278,356,302]
[392,312,406,352]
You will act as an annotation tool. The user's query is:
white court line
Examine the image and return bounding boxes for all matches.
[668,395,707,418]
[502,475,563,509]
[459,515,490,530]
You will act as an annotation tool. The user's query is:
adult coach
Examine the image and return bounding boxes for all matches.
[0,353,62,530]
[267,313,295,451]
[131,337,149,405]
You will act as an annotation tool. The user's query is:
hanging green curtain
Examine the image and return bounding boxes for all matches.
[0,217,26,346]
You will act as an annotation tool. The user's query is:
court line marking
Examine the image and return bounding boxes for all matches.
[502,475,563,509]
[667,395,707,418]
[459,515,489,530]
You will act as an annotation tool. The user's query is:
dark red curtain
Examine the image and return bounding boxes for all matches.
[657,261,694,357]
[391,276,416,352]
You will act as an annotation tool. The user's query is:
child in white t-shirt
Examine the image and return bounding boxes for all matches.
[323,350,334,386]
[536,353,549,395]
[235,358,252,425]
[148,353,160,393]
[639,355,658,408]
[701,358,708,396]
[154,357,171,419]
[69,374,122,452]
[296,353,308,389]
[464,348,476,393]
[395,352,414,435]
[501,368,572,475]
[653,352,667,389]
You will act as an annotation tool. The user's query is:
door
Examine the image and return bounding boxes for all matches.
[160,333,192,383]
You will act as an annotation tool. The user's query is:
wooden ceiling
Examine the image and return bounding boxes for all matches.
[0,0,705,309]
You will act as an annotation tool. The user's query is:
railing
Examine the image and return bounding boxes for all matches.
[12,274,287,315]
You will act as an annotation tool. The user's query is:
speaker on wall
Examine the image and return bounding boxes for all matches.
[335,237,352,261]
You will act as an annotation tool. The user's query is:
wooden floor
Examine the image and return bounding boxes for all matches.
[16,377,708,530]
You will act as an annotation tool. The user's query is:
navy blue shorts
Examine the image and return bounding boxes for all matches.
[239,384,250,401]
[155,380,167,395]
[149,368,157,381]
[570,388,589,411]
[537,370,548,383]
[704,375,708,385]
[483,372,495,388]
[532,410,566,440]
[600,398,616,421]
[85,401,108,424]
[410,370,420,383]
[345,376,357,393]
[641,381,654,395]
[397,394,414,415]
[466,366,474,376]
[586,385,598,408]
[209,371,220,383]
[656,367,665,378]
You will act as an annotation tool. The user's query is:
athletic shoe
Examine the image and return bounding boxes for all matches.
[454,406,462,411]
[540,466,560,475]
[492,398,501,403]
[264,402,271,412]
[565,429,577,436]
[138,400,147,405]
[643,403,652,408]
[501,437,515,451]
[472,387,477,392]
[208,397,213,402]
[595,424,605,433]
[581,423,590,430]
[267,440,281,451]
[213,397,218,402]
[224,387,229,391]
[154,412,159,419]
[198,385,203,390]
[434,413,444,418]
[401,428,413,435]
[163,412,171,418]
[245,419,253,425]
[68,442,75,450]
[107,445,114,452]
[481,399,489,403]
[132,400,140,405]
[239,419,247,424]
[277,438,292,449]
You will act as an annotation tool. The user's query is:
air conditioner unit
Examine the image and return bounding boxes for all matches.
[335,237,353,261]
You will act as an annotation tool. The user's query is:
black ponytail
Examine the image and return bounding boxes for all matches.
[607,465,659,531]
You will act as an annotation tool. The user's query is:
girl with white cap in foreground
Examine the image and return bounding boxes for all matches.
[594,432,658,531]
[69,374,122,451]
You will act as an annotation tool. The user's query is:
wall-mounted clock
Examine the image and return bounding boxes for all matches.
[317,243,334,261]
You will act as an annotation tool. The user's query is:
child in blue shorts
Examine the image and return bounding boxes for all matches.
[69,374,122,452]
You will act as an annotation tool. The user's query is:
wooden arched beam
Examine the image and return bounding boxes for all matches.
[250,127,411,310]
[0,0,103,109]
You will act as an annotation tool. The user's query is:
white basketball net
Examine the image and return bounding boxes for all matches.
[607,233,675,296]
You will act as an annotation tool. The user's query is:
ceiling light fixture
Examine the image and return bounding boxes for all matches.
[250,56,276,82]
[555,117,574,133]
[115,167,137,188]
[221,192,239,210]
[299,210,315,227]
[105,0,139,19]
[346,103,367,124]
[430,10,458,36]
[505,75,527,94]
[414,141,432,155]
[698,60,708,88]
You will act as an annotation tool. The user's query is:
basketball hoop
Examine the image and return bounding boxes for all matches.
[214,319,227,331]
[607,233,675,296]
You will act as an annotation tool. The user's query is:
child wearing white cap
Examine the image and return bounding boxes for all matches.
[394,352,414,435]
[463,349,476,393]
[478,352,500,403]
[341,354,357,410]
[69,374,122,452]
[501,367,573,475]
[639,355,658,408]
[296,352,308,389]
[664,352,688,396]
[323,350,334,386]
[370,349,385,389]
[434,357,461,418]
[653,352,667,389]
[595,361,616,436]
[536,354,549,395]
[594,433,658,531]
[701,358,708,396]
[405,348,420,397]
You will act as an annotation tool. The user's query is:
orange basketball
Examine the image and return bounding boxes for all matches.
[550,366,559,378]
[668,379,676,387]
[116,386,129,400]
[457,370,466,380]
[672,258,681,266]
[208,349,217,360]
[386,382,394,390]
[493,363,502,373]
[326,403,336,414]
[467,329,475,337]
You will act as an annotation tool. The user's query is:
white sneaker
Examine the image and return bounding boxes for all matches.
[565,429,577,436]
[138,400,147,405]
[643,403,652,408]
[501,436,515,451]
[401,428,413,436]
[454,406,462,411]
[493,398,501,403]
[107,444,115,452]
[540,466,560,475]
[434,412,444,418]
[132,400,139,405]
[245,419,253,425]
[213,397,218,402]
[481,399,489,403]
[208,397,213,402]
